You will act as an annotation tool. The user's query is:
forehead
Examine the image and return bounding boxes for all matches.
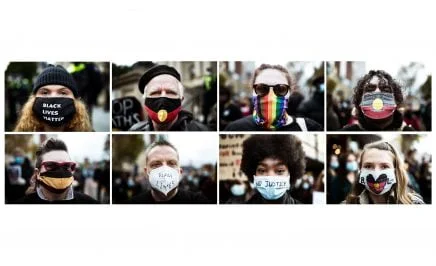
[347,153,356,160]
[362,148,394,164]
[38,84,72,91]
[258,157,287,167]
[254,69,288,85]
[146,75,179,89]
[368,75,388,84]
[41,150,71,162]
[147,145,178,162]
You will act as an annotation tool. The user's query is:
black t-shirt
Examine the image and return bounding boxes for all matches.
[13,192,99,204]
[223,116,323,131]
[127,189,211,204]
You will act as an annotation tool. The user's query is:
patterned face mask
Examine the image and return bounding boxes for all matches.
[360,92,397,120]
[252,90,288,129]
[359,168,397,195]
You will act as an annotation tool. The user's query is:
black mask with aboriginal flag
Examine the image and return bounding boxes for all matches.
[37,167,74,194]
[144,97,182,124]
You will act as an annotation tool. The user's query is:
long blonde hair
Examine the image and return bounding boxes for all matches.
[14,95,93,132]
[346,141,414,204]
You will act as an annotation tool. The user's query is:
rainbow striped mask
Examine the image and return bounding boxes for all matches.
[252,91,288,129]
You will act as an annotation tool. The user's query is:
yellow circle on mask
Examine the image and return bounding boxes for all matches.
[372,98,383,110]
[158,109,168,122]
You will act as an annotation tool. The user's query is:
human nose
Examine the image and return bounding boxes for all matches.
[266,169,276,176]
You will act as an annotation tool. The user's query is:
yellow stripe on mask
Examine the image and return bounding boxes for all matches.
[38,176,74,190]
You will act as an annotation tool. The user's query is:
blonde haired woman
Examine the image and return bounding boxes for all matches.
[14,64,93,132]
[345,141,424,204]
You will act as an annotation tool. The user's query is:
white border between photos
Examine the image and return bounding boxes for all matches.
[1,1,435,265]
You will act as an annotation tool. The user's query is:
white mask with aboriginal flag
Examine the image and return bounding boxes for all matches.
[359,168,396,195]
[360,92,397,120]
[37,168,74,194]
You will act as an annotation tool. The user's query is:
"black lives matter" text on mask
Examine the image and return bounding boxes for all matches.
[32,97,76,127]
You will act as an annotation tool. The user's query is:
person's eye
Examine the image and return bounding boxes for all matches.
[40,90,49,95]
[257,168,265,174]
[380,86,391,92]
[381,165,391,169]
[151,163,161,168]
[363,164,373,169]
[276,169,286,175]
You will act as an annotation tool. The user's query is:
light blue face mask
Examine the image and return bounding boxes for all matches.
[15,156,25,165]
[253,176,290,200]
[346,161,358,172]
[330,161,339,169]
[230,184,246,197]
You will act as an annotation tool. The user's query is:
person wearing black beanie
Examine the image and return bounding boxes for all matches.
[14,64,93,132]
[129,64,209,131]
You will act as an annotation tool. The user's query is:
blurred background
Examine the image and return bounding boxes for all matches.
[112,133,217,203]
[4,62,110,132]
[219,134,325,204]
[326,61,431,131]
[219,61,325,130]
[327,134,432,204]
[112,61,217,131]
[5,133,110,204]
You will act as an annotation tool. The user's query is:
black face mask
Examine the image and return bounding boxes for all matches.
[32,97,76,127]
[144,97,182,124]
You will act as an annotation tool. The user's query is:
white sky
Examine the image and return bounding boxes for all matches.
[167,133,217,168]
[32,133,108,163]
[365,60,430,88]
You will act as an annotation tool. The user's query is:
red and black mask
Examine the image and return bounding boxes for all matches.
[144,97,182,124]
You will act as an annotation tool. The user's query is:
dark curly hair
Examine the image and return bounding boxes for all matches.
[240,135,305,183]
[352,70,404,129]
[353,70,404,109]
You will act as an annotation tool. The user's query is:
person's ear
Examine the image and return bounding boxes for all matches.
[181,96,185,101]
[144,167,148,178]
[34,168,39,176]
[179,167,183,176]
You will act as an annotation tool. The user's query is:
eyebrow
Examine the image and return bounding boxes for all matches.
[257,162,286,167]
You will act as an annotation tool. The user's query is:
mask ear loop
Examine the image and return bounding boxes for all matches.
[383,141,398,202]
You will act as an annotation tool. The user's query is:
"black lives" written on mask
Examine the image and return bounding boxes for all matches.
[32,97,76,127]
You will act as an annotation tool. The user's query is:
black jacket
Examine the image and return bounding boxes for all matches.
[13,192,99,204]
[224,116,323,131]
[340,110,415,131]
[128,110,209,131]
[245,191,300,204]
[126,189,211,204]
[340,123,415,131]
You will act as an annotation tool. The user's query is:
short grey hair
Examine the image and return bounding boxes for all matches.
[144,139,179,164]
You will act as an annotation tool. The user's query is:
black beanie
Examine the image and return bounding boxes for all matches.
[138,65,181,94]
[33,65,78,97]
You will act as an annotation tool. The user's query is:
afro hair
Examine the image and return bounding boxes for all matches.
[240,134,305,183]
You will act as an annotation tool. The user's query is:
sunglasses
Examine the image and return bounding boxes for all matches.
[41,161,77,172]
[253,83,290,97]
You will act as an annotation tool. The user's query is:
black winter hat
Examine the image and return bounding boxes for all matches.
[33,65,78,97]
[138,65,181,94]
